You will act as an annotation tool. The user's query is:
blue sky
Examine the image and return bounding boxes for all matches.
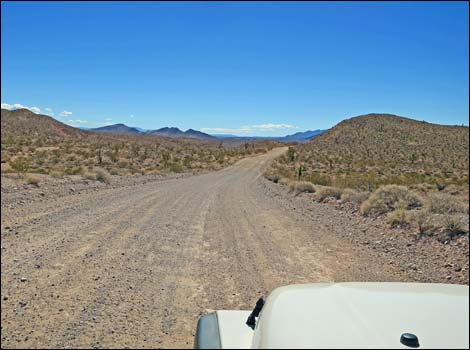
[1,1,468,135]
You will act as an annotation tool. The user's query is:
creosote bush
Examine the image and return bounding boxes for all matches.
[288,181,315,195]
[25,173,41,187]
[340,189,370,204]
[94,168,111,184]
[427,193,467,214]
[386,209,410,228]
[83,172,97,181]
[314,186,342,201]
[409,209,434,236]
[360,185,423,216]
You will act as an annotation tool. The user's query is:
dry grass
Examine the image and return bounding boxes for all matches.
[288,181,315,195]
[49,171,64,178]
[408,209,435,236]
[25,173,41,187]
[83,172,97,181]
[386,209,410,228]
[360,185,423,216]
[427,193,467,214]
[340,189,370,204]
[95,168,111,184]
[314,186,342,201]
[1,162,13,174]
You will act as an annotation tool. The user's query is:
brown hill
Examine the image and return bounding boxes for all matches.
[90,123,142,135]
[1,108,88,138]
[273,113,469,189]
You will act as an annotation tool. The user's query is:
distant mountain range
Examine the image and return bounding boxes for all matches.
[91,123,141,134]
[89,124,216,140]
[147,127,216,139]
[0,108,325,143]
[89,124,325,143]
[274,129,325,143]
[209,129,325,143]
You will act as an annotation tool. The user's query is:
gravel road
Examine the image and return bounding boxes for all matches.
[1,148,406,349]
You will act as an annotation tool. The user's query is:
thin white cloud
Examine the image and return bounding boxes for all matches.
[60,110,73,117]
[95,121,113,126]
[250,123,297,130]
[68,119,88,124]
[44,107,54,116]
[200,127,252,134]
[105,118,113,121]
[201,123,298,135]
[130,114,135,118]
[1,102,41,114]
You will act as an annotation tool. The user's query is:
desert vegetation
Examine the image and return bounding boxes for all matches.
[266,114,469,240]
[1,108,277,183]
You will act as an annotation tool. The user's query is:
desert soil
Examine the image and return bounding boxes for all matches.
[1,147,450,349]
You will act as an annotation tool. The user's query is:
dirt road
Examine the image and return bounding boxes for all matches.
[1,148,404,348]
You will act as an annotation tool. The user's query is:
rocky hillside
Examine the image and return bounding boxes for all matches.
[274,113,469,189]
[266,113,468,253]
[1,108,88,139]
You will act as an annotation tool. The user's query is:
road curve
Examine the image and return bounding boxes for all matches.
[1,147,399,348]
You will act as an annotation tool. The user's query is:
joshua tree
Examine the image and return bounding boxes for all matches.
[287,147,295,162]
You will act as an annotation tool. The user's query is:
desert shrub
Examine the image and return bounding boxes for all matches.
[409,209,434,236]
[49,171,64,178]
[427,193,466,214]
[167,162,183,173]
[118,160,130,168]
[314,186,342,201]
[290,181,315,194]
[25,173,41,187]
[412,183,434,193]
[64,166,82,176]
[340,189,370,204]
[288,181,296,192]
[83,172,97,181]
[34,167,48,174]
[305,173,332,186]
[10,156,30,175]
[95,168,111,184]
[360,185,423,216]
[109,168,119,176]
[386,209,410,227]
[266,174,280,183]
[1,163,13,174]
[442,184,462,196]
[441,215,466,239]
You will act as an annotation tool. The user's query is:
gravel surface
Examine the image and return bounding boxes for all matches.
[259,179,469,285]
[1,147,452,349]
